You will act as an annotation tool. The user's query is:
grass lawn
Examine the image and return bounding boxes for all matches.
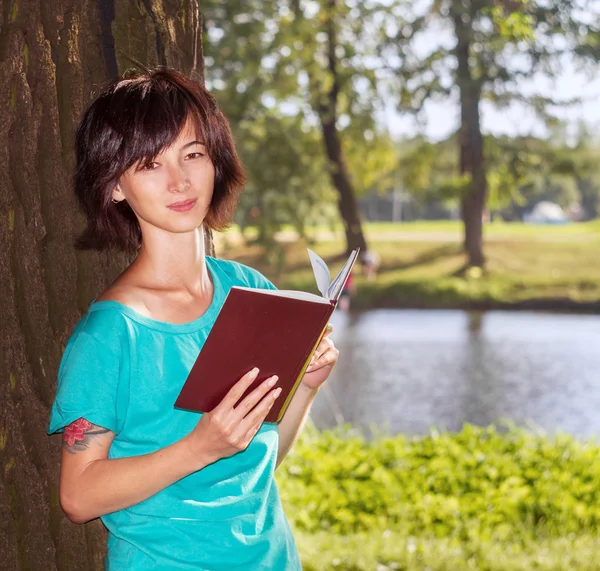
[293,530,600,571]
[216,221,600,310]
[358,219,600,238]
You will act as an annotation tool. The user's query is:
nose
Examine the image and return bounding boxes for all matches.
[167,163,190,193]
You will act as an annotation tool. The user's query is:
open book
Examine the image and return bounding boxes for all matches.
[174,248,360,423]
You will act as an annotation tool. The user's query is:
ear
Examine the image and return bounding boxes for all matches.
[112,184,126,203]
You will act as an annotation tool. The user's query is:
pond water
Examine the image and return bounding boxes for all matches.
[310,309,600,438]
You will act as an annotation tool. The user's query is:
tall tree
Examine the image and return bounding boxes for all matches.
[0,1,203,568]
[197,5,338,250]
[387,0,599,267]
[204,0,386,255]
[304,0,368,254]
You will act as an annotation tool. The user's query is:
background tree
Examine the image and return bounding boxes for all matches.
[0,1,204,568]
[200,2,336,254]
[204,0,398,255]
[385,0,600,268]
[487,134,579,219]
[552,125,600,220]
[235,110,337,268]
[296,0,369,254]
[397,130,599,221]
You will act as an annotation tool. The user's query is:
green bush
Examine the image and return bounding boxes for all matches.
[276,424,600,570]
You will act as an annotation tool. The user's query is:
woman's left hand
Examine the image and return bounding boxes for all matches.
[301,324,339,390]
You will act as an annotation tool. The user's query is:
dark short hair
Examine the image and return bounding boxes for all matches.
[74,67,245,252]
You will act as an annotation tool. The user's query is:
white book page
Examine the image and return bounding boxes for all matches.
[233,286,329,303]
[307,249,330,299]
[327,249,359,300]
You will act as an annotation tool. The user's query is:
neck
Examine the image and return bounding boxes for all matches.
[134,226,210,294]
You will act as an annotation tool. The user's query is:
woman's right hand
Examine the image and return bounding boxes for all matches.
[185,368,281,466]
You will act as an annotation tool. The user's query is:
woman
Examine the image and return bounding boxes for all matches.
[47,68,339,570]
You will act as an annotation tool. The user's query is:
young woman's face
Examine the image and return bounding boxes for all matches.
[115,119,215,237]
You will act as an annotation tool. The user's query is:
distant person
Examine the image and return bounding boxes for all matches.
[338,271,356,313]
[360,249,380,281]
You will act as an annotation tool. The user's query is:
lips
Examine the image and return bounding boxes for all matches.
[169,199,196,207]
[168,199,197,212]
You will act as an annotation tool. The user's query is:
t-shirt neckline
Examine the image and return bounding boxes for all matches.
[88,256,224,334]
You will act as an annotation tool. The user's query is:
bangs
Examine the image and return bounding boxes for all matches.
[110,78,207,170]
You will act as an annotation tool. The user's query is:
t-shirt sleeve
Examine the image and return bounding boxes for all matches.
[214,258,278,291]
[243,266,277,291]
[48,316,128,436]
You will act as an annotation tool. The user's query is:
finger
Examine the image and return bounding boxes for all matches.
[240,387,282,431]
[306,347,338,372]
[218,367,260,410]
[311,335,333,362]
[234,375,279,419]
[242,421,262,445]
[309,342,326,365]
[309,326,333,365]
[306,339,335,371]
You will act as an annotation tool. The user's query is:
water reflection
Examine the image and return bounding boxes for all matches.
[311,310,600,437]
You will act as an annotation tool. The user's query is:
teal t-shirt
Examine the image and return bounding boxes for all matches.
[48,256,301,570]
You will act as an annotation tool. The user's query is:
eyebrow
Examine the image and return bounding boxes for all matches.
[181,140,205,150]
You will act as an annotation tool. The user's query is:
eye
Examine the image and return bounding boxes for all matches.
[141,161,160,171]
[185,152,205,160]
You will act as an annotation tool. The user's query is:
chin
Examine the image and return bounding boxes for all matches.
[169,220,207,233]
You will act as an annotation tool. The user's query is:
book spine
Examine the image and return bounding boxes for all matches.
[275,306,335,423]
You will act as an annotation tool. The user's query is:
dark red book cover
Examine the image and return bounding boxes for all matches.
[174,287,335,423]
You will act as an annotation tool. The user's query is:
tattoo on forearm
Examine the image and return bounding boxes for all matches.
[62,418,109,454]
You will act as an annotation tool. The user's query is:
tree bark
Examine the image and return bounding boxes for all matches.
[317,0,368,256]
[453,3,487,268]
[0,1,204,569]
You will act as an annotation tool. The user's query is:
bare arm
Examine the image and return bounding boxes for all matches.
[59,369,282,524]
[59,420,209,524]
[276,384,319,467]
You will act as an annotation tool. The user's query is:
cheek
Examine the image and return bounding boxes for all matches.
[198,163,216,199]
[121,176,165,213]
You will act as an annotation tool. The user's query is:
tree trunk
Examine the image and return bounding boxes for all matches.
[0,1,204,569]
[317,0,368,256]
[453,5,487,268]
[319,115,368,255]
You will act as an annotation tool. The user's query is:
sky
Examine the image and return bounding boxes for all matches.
[376,0,600,143]
[384,70,600,142]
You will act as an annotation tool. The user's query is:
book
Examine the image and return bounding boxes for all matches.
[174,247,360,423]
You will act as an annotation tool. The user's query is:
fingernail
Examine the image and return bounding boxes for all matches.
[267,375,278,387]
[250,367,259,378]
[272,388,282,399]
